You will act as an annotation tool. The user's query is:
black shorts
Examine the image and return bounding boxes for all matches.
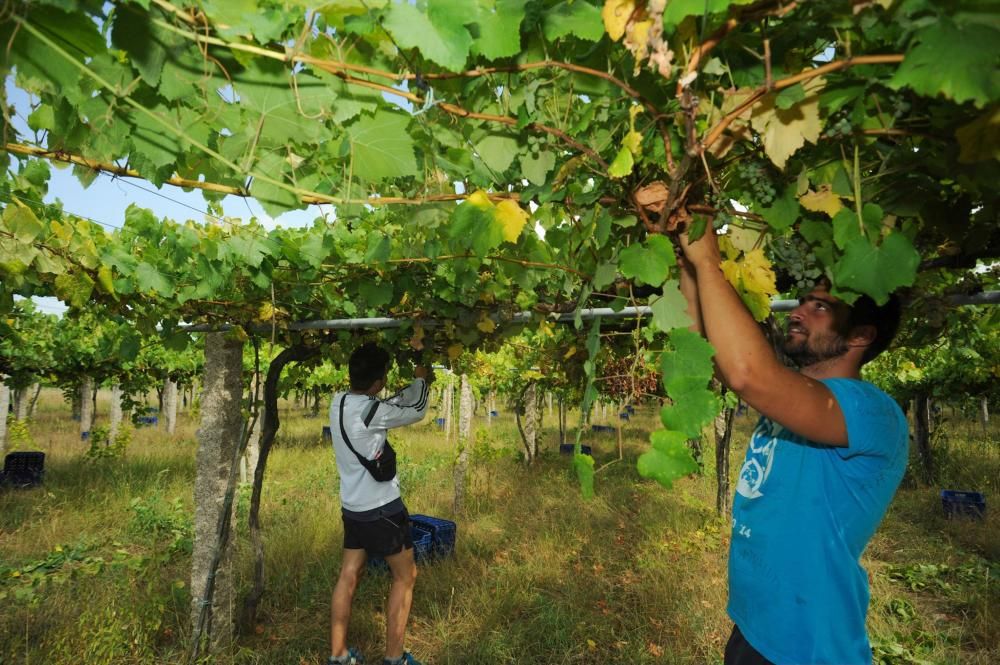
[724,625,774,665]
[342,509,413,558]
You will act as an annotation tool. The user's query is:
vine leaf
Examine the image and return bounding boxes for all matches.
[832,232,919,305]
[201,0,295,44]
[831,208,862,250]
[602,0,635,41]
[662,0,756,26]
[650,281,693,332]
[750,76,825,169]
[133,262,172,296]
[249,153,302,217]
[637,430,700,489]
[721,248,778,322]
[618,234,676,286]
[520,151,556,185]
[799,186,844,218]
[660,328,715,392]
[346,111,420,182]
[111,5,171,87]
[5,206,44,244]
[955,107,1000,163]
[53,273,95,309]
[382,0,475,72]
[494,200,529,243]
[760,186,800,232]
[544,1,605,42]
[889,18,1000,109]
[608,147,634,178]
[471,0,525,59]
[475,134,519,174]
[660,385,720,438]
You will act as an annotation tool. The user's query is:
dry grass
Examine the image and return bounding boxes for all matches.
[0,389,996,664]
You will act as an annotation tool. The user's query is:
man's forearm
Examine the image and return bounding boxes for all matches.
[678,258,705,336]
[690,260,780,391]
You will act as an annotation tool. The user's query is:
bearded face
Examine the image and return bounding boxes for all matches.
[782,287,853,368]
[783,323,850,367]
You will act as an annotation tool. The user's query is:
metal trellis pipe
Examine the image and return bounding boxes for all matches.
[179,291,1000,333]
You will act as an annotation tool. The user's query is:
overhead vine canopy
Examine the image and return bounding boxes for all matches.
[0,0,997,495]
[2,0,999,323]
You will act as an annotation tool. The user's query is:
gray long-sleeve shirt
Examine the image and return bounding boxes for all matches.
[329,378,429,513]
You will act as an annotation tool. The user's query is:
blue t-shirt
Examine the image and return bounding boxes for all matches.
[727,378,908,665]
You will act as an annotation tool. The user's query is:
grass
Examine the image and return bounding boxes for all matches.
[0,389,996,664]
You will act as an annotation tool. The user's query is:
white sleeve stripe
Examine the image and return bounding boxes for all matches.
[383,380,428,410]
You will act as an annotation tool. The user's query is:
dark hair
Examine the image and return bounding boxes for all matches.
[845,293,902,365]
[349,343,391,390]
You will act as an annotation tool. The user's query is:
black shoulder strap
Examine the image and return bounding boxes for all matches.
[338,394,371,466]
[363,401,380,427]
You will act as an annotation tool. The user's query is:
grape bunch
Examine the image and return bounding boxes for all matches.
[736,161,775,208]
[826,114,853,138]
[525,134,543,158]
[768,235,824,292]
[891,95,911,119]
[598,352,661,401]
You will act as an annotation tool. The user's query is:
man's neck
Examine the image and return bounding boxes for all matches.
[800,357,862,381]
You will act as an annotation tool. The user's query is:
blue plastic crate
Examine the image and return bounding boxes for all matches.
[435,417,446,427]
[81,430,90,441]
[368,524,434,571]
[559,443,592,456]
[591,424,615,433]
[138,415,158,426]
[940,490,985,519]
[489,410,499,417]
[409,514,456,559]
[619,412,630,421]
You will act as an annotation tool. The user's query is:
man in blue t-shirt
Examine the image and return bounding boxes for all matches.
[677,227,908,665]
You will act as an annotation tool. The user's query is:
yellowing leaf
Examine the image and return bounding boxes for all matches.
[741,249,777,295]
[623,105,644,154]
[721,248,777,321]
[257,302,276,322]
[477,313,497,333]
[495,200,529,242]
[956,106,1000,163]
[447,343,463,360]
[799,186,844,218]
[409,324,425,351]
[96,265,116,297]
[725,225,761,254]
[466,189,495,209]
[602,0,635,41]
[608,146,635,178]
[625,19,653,72]
[750,76,825,169]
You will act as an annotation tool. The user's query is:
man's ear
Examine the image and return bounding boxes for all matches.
[848,324,876,349]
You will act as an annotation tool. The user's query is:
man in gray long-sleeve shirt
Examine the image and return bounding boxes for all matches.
[328,343,431,665]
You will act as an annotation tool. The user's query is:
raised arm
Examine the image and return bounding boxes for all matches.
[677,254,705,337]
[678,229,849,447]
[364,377,430,430]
